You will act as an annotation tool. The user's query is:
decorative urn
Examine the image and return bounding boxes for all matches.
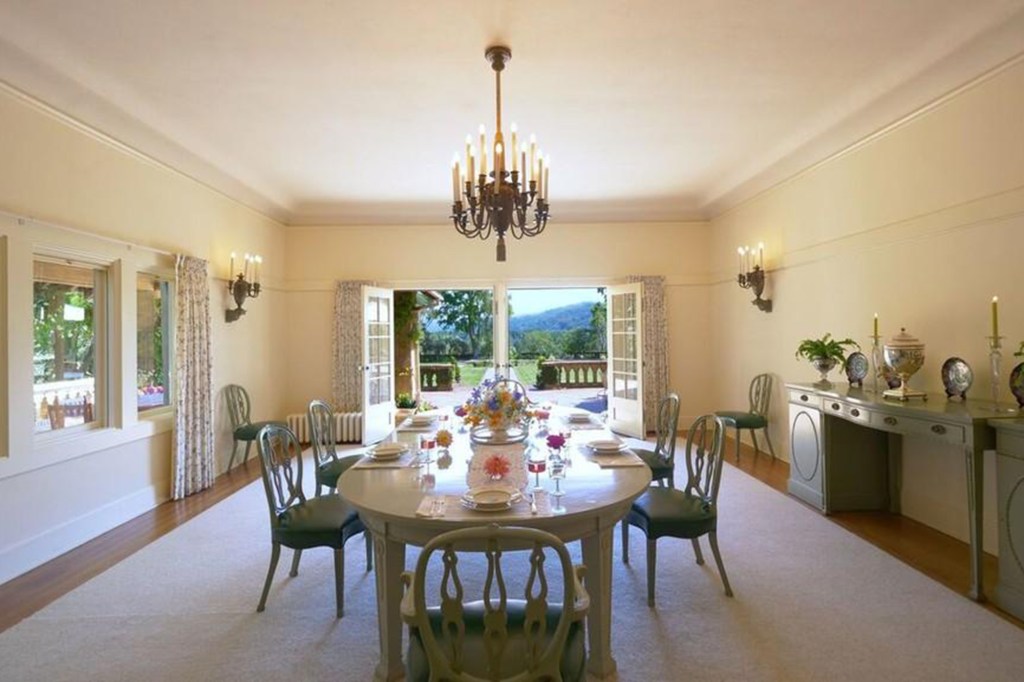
[883,328,927,401]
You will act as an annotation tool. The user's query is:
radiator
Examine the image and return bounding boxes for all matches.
[286,412,362,444]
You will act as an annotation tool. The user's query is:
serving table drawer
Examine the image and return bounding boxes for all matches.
[869,412,965,445]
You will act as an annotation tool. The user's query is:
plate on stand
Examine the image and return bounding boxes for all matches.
[941,357,974,400]
[845,351,869,386]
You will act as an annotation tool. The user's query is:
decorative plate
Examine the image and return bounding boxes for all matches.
[1010,362,1024,408]
[845,352,869,386]
[941,357,974,401]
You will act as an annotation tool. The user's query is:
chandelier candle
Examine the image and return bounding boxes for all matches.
[450,46,551,262]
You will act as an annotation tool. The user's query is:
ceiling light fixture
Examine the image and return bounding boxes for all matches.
[450,45,550,262]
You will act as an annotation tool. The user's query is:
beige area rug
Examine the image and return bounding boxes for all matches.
[2,455,1024,681]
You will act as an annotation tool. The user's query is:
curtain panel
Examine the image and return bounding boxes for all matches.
[629,275,669,434]
[332,281,371,412]
[172,255,215,499]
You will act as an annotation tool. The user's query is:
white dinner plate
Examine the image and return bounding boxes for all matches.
[461,486,520,510]
[370,443,408,460]
[587,440,627,453]
[568,413,592,422]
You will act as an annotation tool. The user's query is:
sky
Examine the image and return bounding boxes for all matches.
[507,287,604,316]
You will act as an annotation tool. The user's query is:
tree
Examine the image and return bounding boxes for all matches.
[589,299,607,354]
[425,290,493,358]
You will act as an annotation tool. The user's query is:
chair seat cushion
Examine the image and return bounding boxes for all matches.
[234,420,288,441]
[633,447,673,479]
[406,599,585,682]
[714,410,767,429]
[315,454,363,489]
[273,494,362,549]
[628,487,717,540]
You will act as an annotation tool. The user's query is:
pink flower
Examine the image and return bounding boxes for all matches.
[454,405,467,418]
[546,434,566,450]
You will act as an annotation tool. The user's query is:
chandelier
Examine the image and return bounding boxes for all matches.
[450,45,550,262]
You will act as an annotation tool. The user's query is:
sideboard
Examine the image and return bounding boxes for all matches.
[785,381,1018,602]
[990,419,1024,620]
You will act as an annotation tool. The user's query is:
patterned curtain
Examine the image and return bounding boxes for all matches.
[629,275,669,434]
[332,281,369,411]
[172,255,215,499]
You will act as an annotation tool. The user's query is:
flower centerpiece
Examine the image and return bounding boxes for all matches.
[460,377,530,444]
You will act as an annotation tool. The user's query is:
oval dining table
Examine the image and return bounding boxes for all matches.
[338,410,652,681]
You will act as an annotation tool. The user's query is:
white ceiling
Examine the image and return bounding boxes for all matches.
[1,1,1023,225]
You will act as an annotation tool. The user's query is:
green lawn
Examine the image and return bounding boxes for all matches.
[457,363,487,387]
[510,361,538,388]
[455,360,538,388]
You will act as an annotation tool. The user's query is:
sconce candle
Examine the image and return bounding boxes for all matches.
[226,252,263,323]
[736,243,772,313]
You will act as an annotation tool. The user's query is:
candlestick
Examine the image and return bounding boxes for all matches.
[870,332,882,394]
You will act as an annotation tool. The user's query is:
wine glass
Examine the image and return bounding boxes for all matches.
[527,450,547,491]
[548,457,566,513]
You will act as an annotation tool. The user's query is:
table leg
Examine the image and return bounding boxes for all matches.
[372,531,407,681]
[581,525,617,679]
[965,446,985,602]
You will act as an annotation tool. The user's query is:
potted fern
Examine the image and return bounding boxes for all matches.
[796,334,860,386]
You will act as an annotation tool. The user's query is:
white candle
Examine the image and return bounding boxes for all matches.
[243,253,251,281]
[229,252,236,279]
[481,149,487,179]
[993,296,999,338]
[529,134,537,184]
[544,155,550,200]
[468,148,475,191]
[495,141,503,187]
[465,134,472,172]
[758,242,764,269]
[521,144,527,186]
[511,124,518,172]
[254,255,262,285]
[451,154,459,202]
[737,247,744,274]
[873,313,879,337]
[537,154,544,199]
[479,124,486,170]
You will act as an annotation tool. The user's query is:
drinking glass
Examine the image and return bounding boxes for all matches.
[527,451,547,491]
[549,457,566,513]
[418,433,436,463]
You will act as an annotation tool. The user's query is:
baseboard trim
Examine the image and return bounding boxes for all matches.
[0,483,166,584]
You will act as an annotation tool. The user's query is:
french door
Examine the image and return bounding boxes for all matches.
[362,286,395,444]
[606,282,644,437]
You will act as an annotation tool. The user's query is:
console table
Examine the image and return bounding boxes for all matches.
[785,382,1016,602]
[990,419,1024,620]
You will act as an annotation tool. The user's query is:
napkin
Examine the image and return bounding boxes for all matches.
[415,495,448,517]
[588,451,646,468]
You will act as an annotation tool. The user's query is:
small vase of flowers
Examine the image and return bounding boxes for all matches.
[796,334,859,386]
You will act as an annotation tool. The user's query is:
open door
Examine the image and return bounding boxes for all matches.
[362,285,395,444]
[606,282,644,438]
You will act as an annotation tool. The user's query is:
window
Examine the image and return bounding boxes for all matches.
[33,259,107,433]
[136,273,172,412]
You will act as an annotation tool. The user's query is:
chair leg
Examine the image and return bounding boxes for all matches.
[315,483,323,498]
[227,439,240,471]
[290,549,303,577]
[365,531,374,572]
[762,427,777,460]
[750,429,761,459]
[708,531,734,597]
[257,543,281,613]
[334,548,346,618]
[621,521,630,564]
[646,538,657,608]
[242,440,253,464]
[690,538,704,565]
[734,426,742,462]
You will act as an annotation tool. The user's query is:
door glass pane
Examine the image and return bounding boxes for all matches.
[610,291,638,400]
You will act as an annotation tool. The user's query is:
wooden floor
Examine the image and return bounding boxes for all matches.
[1,438,1021,634]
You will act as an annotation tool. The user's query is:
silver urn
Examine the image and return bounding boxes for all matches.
[883,328,927,401]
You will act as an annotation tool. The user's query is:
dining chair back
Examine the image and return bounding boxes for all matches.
[401,525,590,682]
[622,414,733,605]
[225,384,285,470]
[632,392,680,486]
[308,399,363,497]
[715,372,776,462]
[254,424,368,618]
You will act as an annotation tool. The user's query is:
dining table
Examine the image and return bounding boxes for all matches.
[337,408,652,681]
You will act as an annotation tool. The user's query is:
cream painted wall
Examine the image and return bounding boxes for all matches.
[0,86,288,582]
[710,57,1024,553]
[282,221,714,426]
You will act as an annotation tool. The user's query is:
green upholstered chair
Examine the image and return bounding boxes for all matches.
[715,372,776,462]
[308,399,363,497]
[631,392,680,487]
[622,414,733,606]
[254,424,368,618]
[401,525,590,682]
[224,384,285,470]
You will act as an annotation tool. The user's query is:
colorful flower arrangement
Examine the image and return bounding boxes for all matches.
[459,378,529,430]
[483,453,512,479]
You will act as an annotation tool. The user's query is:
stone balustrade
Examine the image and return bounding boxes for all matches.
[420,363,454,391]
[539,359,606,389]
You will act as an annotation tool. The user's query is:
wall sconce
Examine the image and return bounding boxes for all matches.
[226,252,262,322]
[737,243,772,313]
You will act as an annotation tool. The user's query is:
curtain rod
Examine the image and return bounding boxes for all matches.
[1,208,175,257]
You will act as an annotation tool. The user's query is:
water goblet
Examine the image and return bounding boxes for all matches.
[548,457,567,513]
[527,451,547,491]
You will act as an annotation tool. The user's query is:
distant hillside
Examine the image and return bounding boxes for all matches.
[510,301,596,333]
